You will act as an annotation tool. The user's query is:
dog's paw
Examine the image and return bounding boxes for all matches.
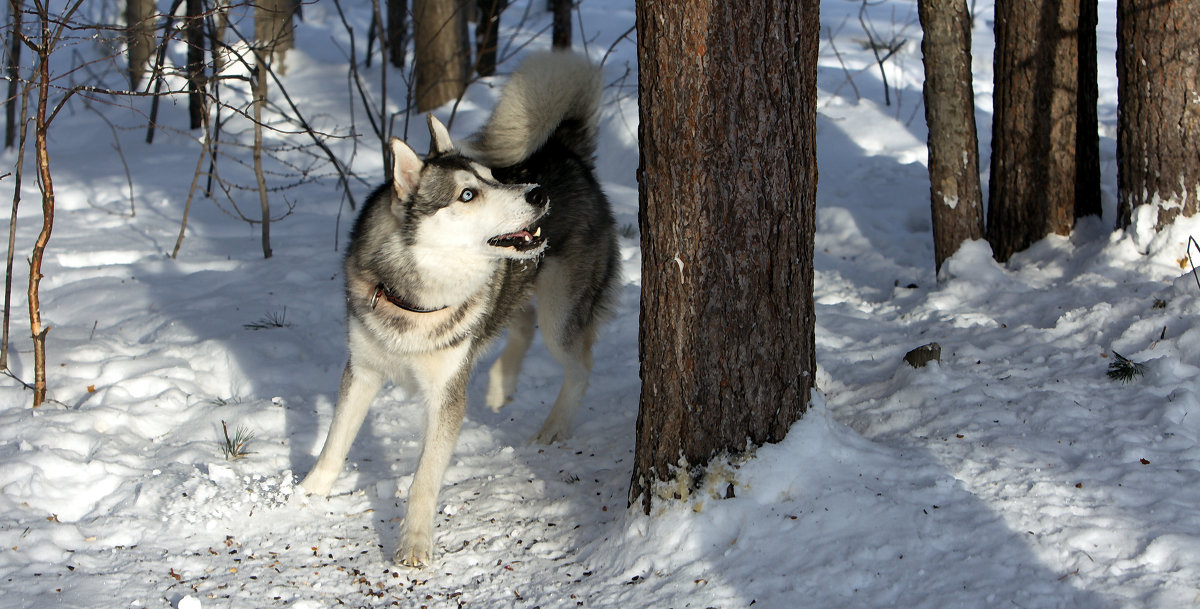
[485,385,512,413]
[485,370,517,413]
[531,422,570,445]
[395,533,433,569]
[297,471,335,497]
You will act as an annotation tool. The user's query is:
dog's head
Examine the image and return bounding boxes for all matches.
[389,116,548,260]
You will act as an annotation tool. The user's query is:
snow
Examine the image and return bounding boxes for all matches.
[2,1,1199,608]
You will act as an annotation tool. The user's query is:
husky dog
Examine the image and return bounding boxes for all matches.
[299,51,620,568]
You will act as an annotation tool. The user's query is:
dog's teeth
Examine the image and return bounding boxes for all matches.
[533,227,542,238]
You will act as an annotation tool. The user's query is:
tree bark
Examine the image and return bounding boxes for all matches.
[630,0,819,514]
[1116,0,1200,229]
[475,0,505,76]
[185,0,205,130]
[29,10,54,406]
[987,0,1092,262]
[1076,0,1101,219]
[253,57,272,259]
[124,0,155,90]
[412,0,469,112]
[5,0,23,150]
[551,0,570,49]
[918,0,984,273]
[388,0,407,69]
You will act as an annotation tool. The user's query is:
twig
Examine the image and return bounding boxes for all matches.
[1186,236,1200,292]
[857,0,907,107]
[145,0,187,144]
[172,123,212,258]
[216,19,359,211]
[824,23,862,103]
[83,103,136,216]
[600,25,636,70]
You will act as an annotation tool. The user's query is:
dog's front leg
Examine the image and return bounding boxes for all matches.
[396,346,471,568]
[300,362,383,496]
[486,304,536,411]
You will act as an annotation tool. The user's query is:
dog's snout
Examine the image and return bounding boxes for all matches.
[525,186,548,208]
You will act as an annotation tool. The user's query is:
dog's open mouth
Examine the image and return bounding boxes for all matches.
[487,225,545,252]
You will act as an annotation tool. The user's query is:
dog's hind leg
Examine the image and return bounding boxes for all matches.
[531,285,597,444]
[486,304,536,412]
[396,344,472,568]
[530,259,605,445]
[532,326,594,444]
[300,361,384,496]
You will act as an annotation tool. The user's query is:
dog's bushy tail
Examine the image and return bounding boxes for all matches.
[464,51,602,167]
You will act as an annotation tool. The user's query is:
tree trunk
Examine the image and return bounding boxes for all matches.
[475,0,504,76]
[185,0,205,130]
[388,0,407,69]
[2,57,29,371]
[551,0,570,49]
[1116,0,1200,229]
[124,0,155,90]
[254,0,294,73]
[987,0,1091,262]
[5,0,23,150]
[209,0,230,74]
[29,10,54,407]
[918,0,984,273]
[413,0,469,112]
[253,56,273,260]
[630,0,819,514]
[1076,0,1101,219]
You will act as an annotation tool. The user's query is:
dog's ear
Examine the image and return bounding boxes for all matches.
[426,115,456,156]
[390,137,423,201]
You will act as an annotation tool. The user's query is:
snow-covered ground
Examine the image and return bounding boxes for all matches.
[3,1,1199,607]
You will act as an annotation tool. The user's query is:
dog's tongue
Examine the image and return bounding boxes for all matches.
[489,226,543,247]
[497,229,534,242]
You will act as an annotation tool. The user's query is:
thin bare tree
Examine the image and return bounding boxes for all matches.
[14,0,86,406]
[1,70,29,372]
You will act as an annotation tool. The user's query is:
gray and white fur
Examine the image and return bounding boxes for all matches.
[299,51,619,568]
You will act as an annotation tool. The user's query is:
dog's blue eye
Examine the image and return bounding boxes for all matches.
[459,188,475,202]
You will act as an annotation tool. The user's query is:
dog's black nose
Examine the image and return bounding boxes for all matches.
[526,186,548,207]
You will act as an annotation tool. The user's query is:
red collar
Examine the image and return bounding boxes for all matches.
[369,283,448,313]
